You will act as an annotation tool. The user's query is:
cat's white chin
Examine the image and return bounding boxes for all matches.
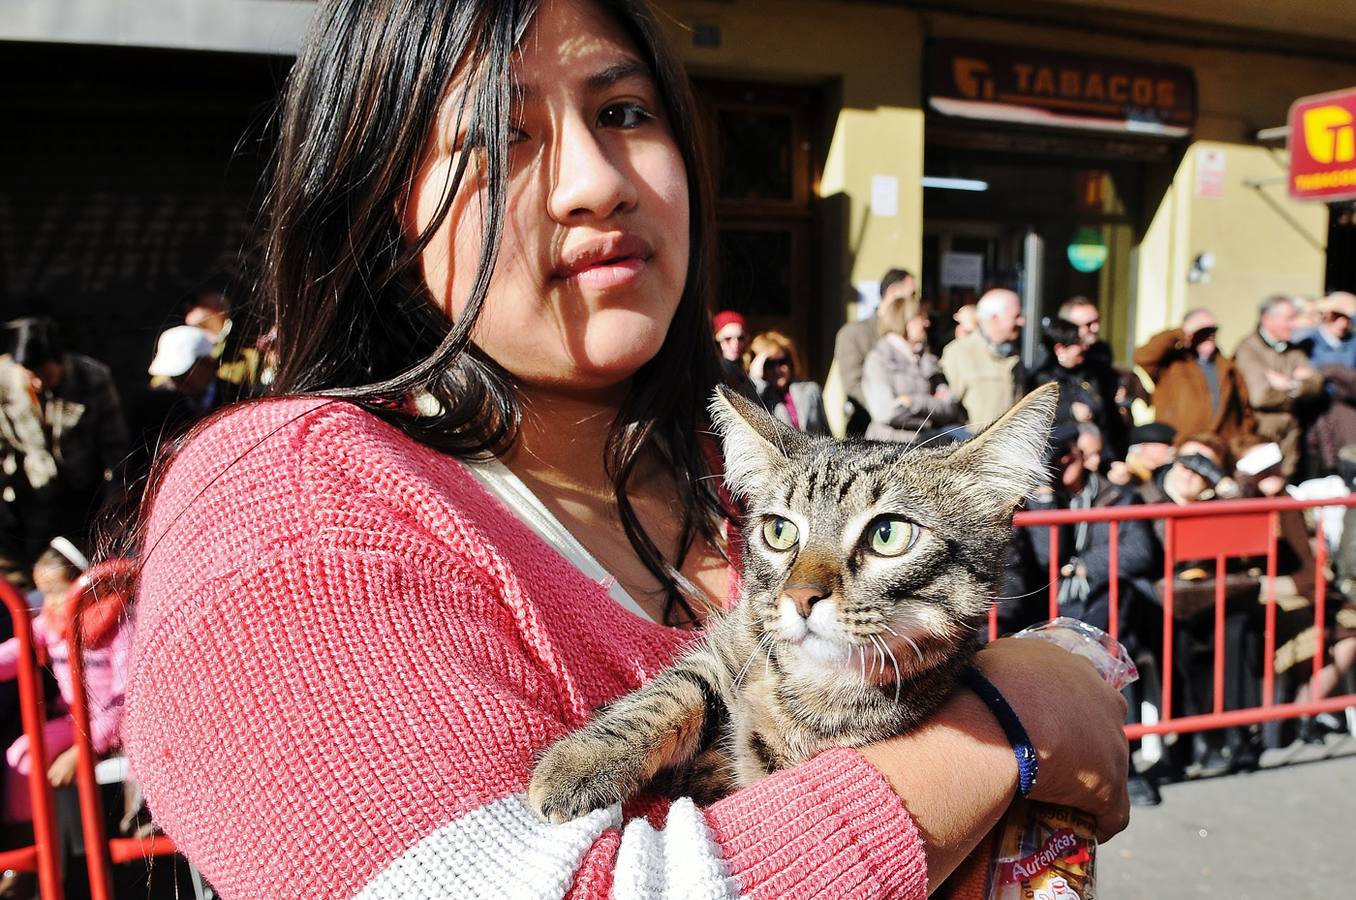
[784,633,856,674]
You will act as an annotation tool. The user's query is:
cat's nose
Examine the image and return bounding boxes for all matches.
[782,586,829,618]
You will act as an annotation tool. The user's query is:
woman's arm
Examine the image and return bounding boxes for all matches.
[860,637,1131,892]
[862,349,910,426]
[0,634,20,682]
[129,535,932,900]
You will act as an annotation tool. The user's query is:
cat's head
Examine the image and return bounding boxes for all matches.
[710,382,1057,683]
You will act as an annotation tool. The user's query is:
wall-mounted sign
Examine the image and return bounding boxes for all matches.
[1196,148,1226,198]
[941,252,985,290]
[1067,228,1108,273]
[927,40,1196,138]
[1288,87,1356,202]
[1074,170,1107,213]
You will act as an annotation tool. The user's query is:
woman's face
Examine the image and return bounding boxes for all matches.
[33,562,73,618]
[714,323,748,362]
[904,314,929,347]
[763,351,793,391]
[409,0,689,395]
[1077,432,1103,473]
[1055,341,1085,369]
[1167,440,1220,502]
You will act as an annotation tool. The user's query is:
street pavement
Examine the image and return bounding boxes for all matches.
[1100,732,1356,898]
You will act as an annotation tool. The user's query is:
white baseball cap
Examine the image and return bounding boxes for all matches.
[148,325,216,378]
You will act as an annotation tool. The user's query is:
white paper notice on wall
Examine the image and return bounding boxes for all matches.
[1196,148,1226,198]
[941,252,984,290]
[854,280,882,320]
[870,175,899,217]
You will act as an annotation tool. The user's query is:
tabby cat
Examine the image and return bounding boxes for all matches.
[528,382,1058,823]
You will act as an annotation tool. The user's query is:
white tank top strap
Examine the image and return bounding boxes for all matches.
[462,458,654,623]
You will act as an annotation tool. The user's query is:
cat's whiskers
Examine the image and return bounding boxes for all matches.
[990,581,1053,602]
[907,404,936,445]
[874,635,904,705]
[910,423,970,451]
[877,621,926,666]
[897,631,926,665]
[734,633,774,689]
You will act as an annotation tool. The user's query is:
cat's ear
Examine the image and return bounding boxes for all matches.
[709,385,807,499]
[945,382,1058,511]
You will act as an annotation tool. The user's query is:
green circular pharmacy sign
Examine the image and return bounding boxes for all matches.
[1067,228,1107,273]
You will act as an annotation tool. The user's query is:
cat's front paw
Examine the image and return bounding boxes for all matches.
[528,734,640,824]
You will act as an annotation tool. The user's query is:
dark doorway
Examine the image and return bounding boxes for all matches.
[693,79,824,374]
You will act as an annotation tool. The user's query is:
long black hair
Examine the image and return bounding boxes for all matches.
[247,0,725,624]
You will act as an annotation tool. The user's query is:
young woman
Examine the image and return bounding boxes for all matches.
[747,330,828,435]
[123,2,1130,897]
[860,296,964,445]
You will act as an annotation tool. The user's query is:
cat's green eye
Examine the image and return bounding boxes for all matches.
[868,518,916,556]
[762,517,799,551]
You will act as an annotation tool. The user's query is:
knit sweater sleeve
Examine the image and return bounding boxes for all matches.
[124,401,928,900]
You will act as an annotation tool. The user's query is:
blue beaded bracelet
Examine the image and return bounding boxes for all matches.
[961,666,1039,798]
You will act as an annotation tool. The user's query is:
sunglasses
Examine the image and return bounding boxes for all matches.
[764,357,791,367]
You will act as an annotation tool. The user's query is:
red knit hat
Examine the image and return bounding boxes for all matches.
[712,310,747,334]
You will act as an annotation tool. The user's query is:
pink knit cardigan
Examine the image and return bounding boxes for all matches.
[125,398,928,899]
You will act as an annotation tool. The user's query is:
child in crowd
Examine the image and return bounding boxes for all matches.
[0,543,132,823]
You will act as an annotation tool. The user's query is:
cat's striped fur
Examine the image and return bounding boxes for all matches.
[528,382,1058,823]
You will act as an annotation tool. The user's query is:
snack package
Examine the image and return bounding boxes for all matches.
[981,618,1138,900]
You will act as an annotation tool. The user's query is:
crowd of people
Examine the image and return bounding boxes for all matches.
[0,294,270,892]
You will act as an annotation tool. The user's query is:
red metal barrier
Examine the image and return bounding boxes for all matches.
[1001,494,1356,740]
[64,561,182,900]
[0,579,64,899]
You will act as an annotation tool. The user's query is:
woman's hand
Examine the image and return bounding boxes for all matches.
[748,350,770,383]
[975,637,1131,842]
[47,746,80,788]
[857,636,1129,890]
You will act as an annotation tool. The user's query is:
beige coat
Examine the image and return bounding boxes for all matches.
[1232,332,1324,476]
[939,332,1021,429]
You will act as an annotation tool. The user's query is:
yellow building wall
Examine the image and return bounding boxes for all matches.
[656,0,925,322]
[1136,143,1331,355]
[655,1,1356,361]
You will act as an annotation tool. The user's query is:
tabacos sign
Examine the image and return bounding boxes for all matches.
[1289,88,1356,202]
[927,40,1196,137]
